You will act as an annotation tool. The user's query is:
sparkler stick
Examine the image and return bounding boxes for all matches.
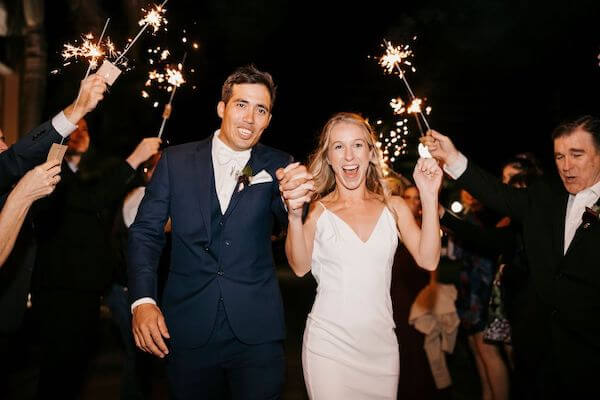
[71,18,111,117]
[381,40,431,134]
[114,0,169,65]
[157,52,187,139]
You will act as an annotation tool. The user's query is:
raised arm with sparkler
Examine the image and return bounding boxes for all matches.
[63,74,108,125]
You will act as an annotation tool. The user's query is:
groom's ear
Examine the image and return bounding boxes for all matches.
[217,101,225,119]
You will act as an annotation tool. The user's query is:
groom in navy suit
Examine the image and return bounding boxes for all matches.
[128,65,313,399]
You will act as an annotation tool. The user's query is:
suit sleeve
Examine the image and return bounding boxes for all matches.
[441,211,516,257]
[0,121,63,195]
[127,150,171,303]
[456,161,531,223]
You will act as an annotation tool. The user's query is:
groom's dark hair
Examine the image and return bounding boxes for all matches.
[221,65,277,111]
[552,115,600,151]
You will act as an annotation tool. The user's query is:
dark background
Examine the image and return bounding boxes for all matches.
[43,0,600,179]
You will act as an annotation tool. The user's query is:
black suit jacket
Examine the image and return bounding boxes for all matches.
[33,160,136,293]
[456,161,600,393]
[0,120,64,195]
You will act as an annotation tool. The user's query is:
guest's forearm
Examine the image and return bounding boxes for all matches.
[0,192,31,267]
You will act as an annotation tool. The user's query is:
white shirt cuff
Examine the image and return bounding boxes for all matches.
[131,297,156,313]
[443,153,468,179]
[51,111,77,138]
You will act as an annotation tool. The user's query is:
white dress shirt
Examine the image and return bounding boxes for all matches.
[564,181,600,253]
[51,111,78,138]
[130,130,251,312]
[123,186,146,228]
[443,153,600,255]
[211,130,251,213]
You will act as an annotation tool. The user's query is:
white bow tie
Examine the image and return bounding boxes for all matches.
[216,145,250,167]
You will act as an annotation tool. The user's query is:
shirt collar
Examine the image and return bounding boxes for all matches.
[571,179,600,200]
[67,160,79,173]
[588,180,600,198]
[212,129,251,157]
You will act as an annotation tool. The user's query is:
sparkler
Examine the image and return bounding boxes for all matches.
[114,0,169,65]
[378,39,434,159]
[68,18,111,116]
[157,53,187,139]
[380,39,430,133]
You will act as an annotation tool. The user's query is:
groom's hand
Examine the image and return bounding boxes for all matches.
[276,162,314,218]
[132,303,170,358]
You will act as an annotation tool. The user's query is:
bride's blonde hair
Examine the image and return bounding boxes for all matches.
[308,112,392,205]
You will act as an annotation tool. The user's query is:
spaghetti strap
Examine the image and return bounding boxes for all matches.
[317,201,327,211]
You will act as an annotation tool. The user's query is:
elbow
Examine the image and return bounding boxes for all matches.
[289,262,310,277]
[422,261,439,272]
[416,255,440,272]
[294,269,309,278]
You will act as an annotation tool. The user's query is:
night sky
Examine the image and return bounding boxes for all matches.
[44,0,600,180]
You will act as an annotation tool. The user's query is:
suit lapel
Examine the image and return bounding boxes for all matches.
[223,144,265,219]
[193,138,214,240]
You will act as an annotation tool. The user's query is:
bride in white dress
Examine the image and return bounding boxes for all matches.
[281,113,442,399]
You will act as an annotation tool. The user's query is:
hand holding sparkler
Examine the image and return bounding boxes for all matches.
[420,130,460,166]
[412,157,443,198]
[63,74,108,124]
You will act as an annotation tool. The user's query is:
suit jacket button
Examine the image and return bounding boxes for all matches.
[219,221,224,226]
[552,308,558,317]
[217,270,224,276]
[225,240,230,246]
[204,247,209,251]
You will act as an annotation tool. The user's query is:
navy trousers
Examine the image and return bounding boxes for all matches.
[166,300,285,400]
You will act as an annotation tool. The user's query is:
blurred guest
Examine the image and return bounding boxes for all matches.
[0,74,106,195]
[450,190,509,400]
[388,180,441,399]
[382,169,409,195]
[0,151,58,397]
[440,156,543,399]
[0,129,8,152]
[0,75,106,266]
[31,121,161,400]
[403,184,422,220]
[105,152,167,400]
[424,118,600,397]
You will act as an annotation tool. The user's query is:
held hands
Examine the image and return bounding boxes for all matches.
[413,157,443,199]
[276,162,314,219]
[10,159,62,205]
[64,74,108,124]
[132,303,170,358]
[419,130,460,166]
[126,138,162,170]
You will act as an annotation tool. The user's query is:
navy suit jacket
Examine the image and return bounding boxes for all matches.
[128,136,292,349]
[0,120,64,196]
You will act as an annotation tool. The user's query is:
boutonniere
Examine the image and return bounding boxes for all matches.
[236,165,253,192]
[582,205,600,229]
